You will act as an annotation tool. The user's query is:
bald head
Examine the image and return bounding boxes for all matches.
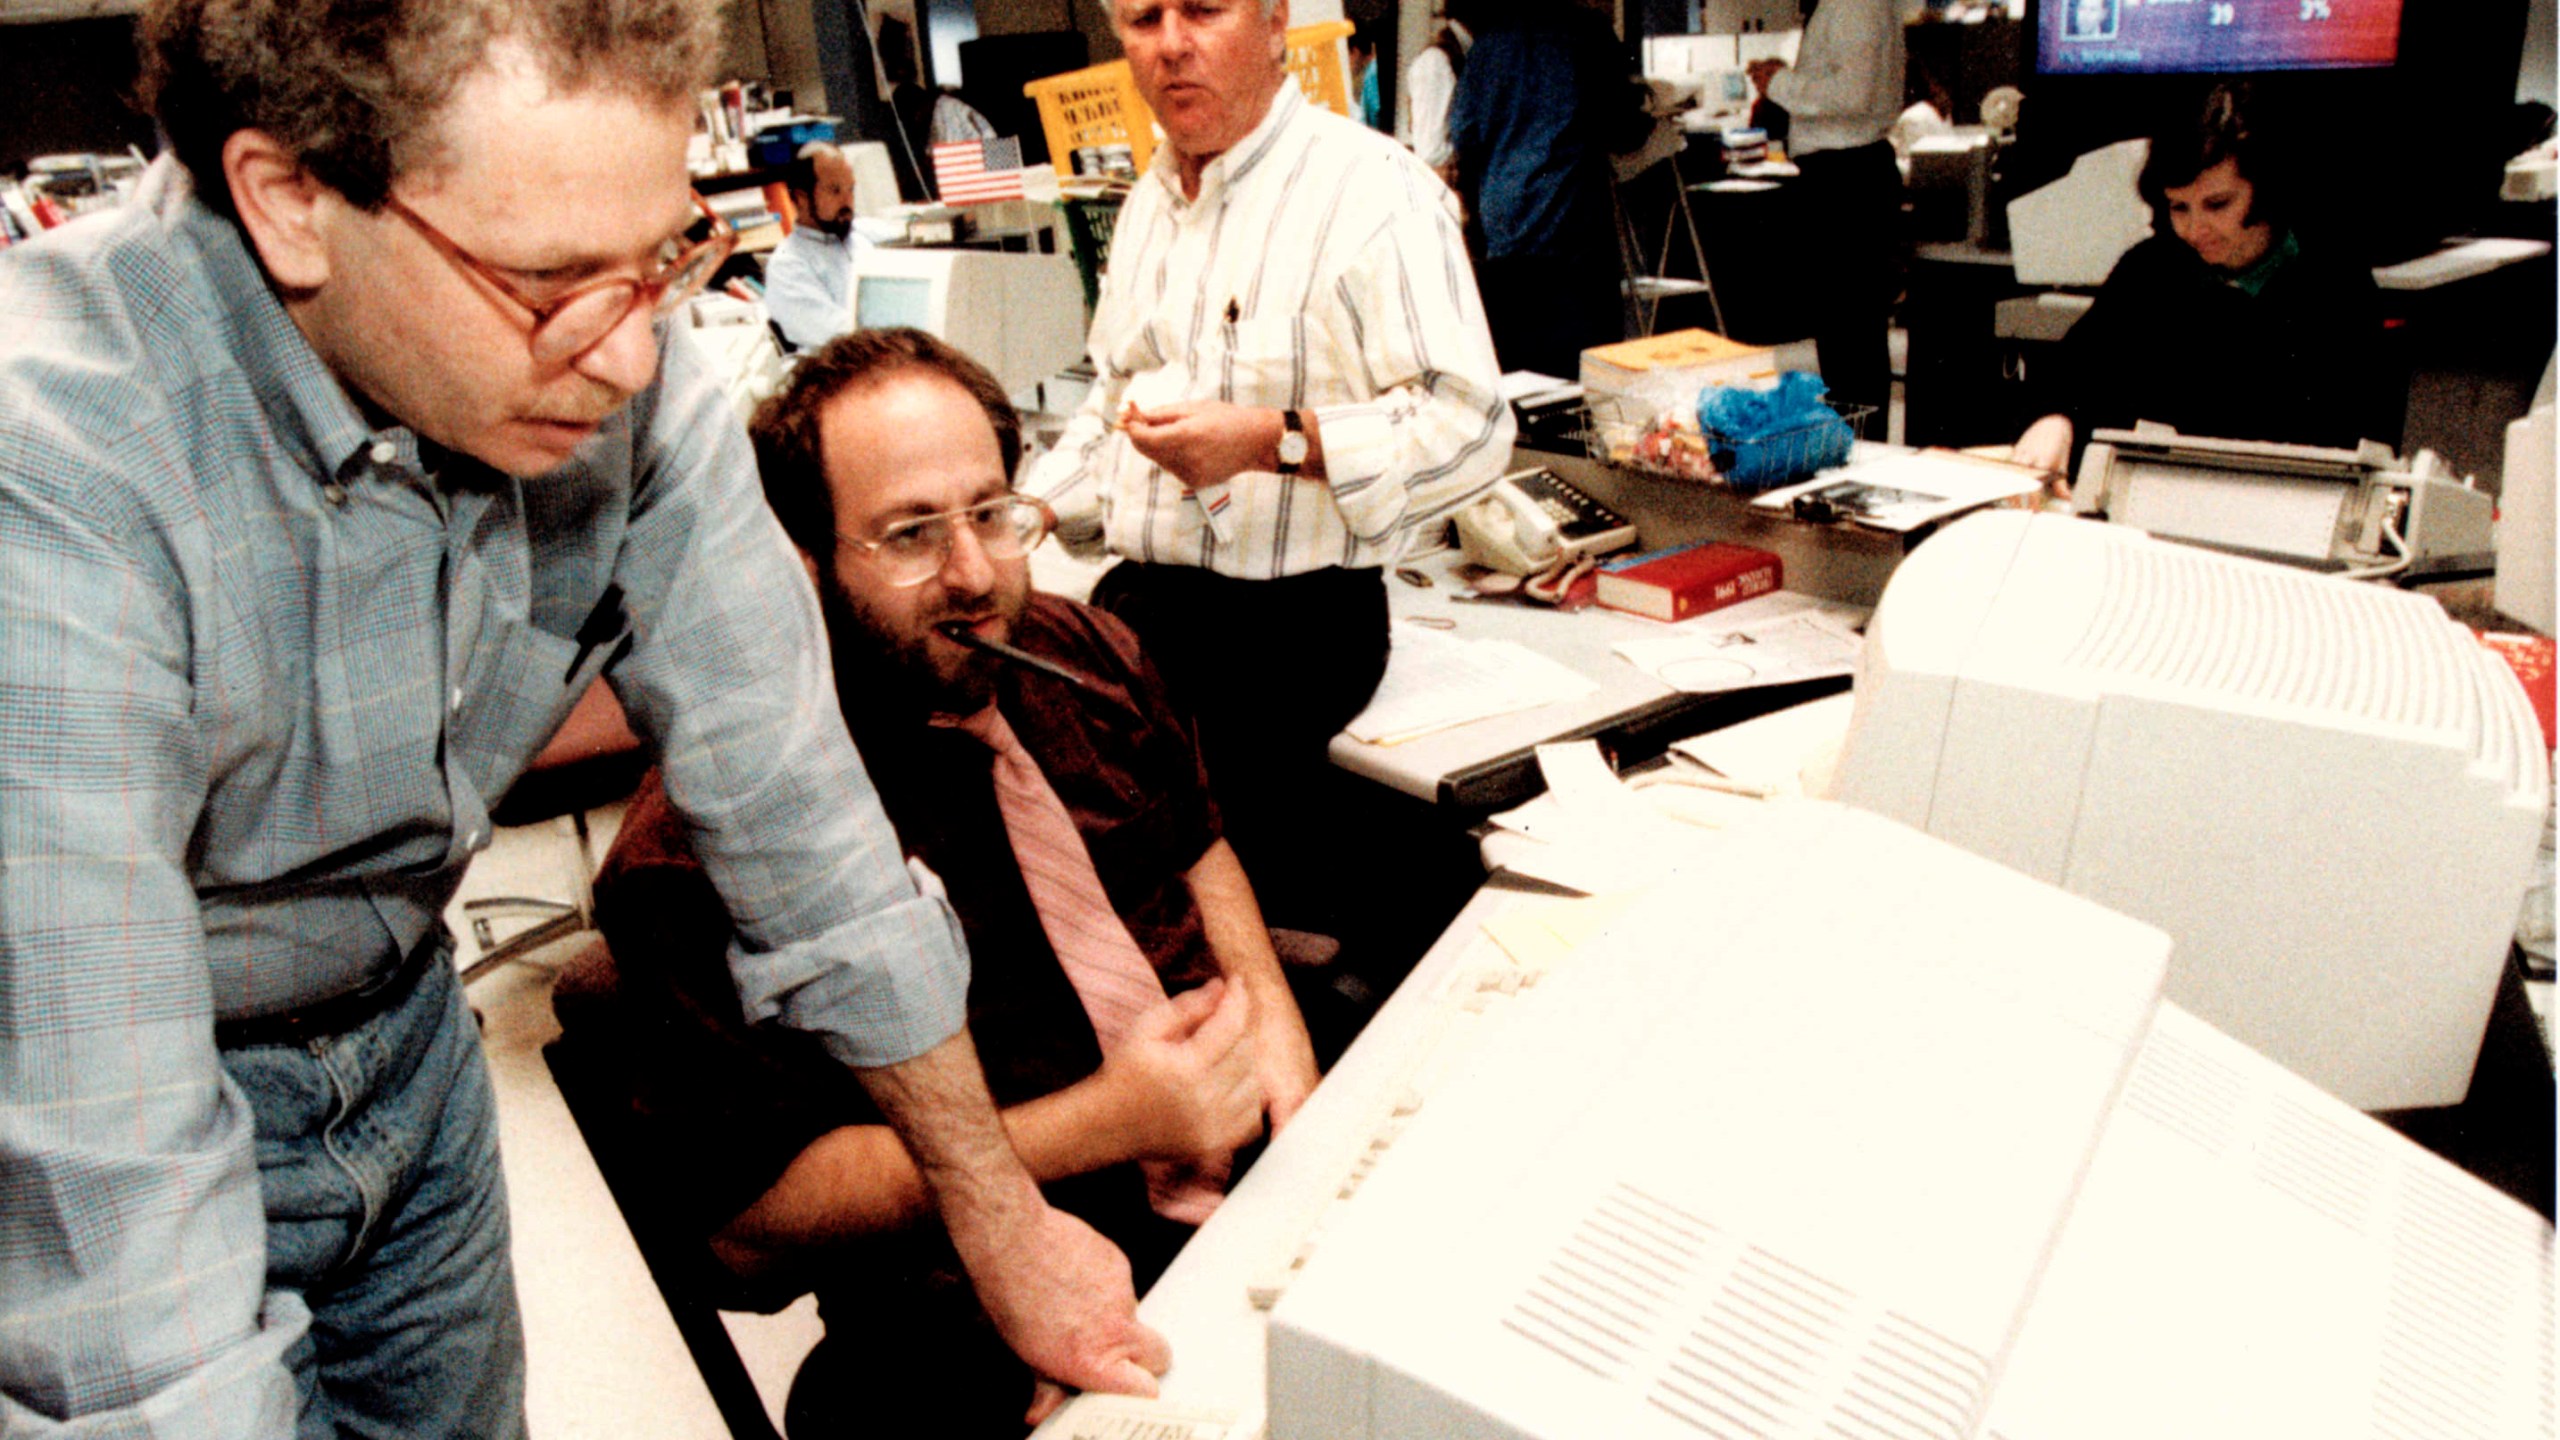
[793,141,855,236]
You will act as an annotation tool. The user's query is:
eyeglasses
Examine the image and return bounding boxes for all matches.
[382,191,735,365]
[838,495,1056,588]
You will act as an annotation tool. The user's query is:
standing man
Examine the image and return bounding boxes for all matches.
[1448,0,1650,381]
[0,0,1162,1433]
[589,327,1321,1437]
[1023,0,1512,924]
[1759,0,1905,418]
[764,140,871,350]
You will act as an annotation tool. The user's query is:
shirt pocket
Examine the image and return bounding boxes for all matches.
[447,606,628,823]
[1214,316,1307,409]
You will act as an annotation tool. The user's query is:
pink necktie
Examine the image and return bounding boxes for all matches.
[948,704,1228,1222]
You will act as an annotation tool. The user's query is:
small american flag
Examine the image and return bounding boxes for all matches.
[931,136,1028,204]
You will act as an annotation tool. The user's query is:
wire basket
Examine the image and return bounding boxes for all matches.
[1056,195,1121,310]
[1584,393,1874,491]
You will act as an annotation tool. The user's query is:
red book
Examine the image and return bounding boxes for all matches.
[1594,541,1782,622]
[2477,629,2556,754]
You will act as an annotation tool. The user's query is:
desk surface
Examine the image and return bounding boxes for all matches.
[1324,448,1910,812]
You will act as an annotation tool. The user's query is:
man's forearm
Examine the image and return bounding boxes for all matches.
[853,1028,1047,1247]
[713,1073,1162,1274]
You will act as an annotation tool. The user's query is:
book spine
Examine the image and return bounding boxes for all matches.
[1672,558,1779,620]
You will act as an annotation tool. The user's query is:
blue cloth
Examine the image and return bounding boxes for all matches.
[222,954,523,1440]
[1445,10,1631,261]
[1359,60,1383,131]
[1701,372,1855,489]
[0,157,968,1436]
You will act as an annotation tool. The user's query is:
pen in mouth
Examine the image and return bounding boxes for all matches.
[935,622,1110,696]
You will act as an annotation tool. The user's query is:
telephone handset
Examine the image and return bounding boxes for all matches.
[1455,467,1641,576]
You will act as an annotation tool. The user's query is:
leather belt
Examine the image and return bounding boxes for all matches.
[213,937,440,1049]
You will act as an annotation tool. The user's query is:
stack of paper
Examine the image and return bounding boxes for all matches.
[1343,621,1599,745]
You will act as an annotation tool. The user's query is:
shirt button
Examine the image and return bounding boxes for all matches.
[321,483,348,507]
[448,686,464,714]
[464,828,486,850]
[369,440,397,465]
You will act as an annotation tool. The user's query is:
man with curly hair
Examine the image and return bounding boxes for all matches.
[0,0,1165,1433]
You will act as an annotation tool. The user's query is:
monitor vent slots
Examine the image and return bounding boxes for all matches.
[2058,543,2465,732]
[2251,1095,2384,1234]
[1504,1183,1714,1381]
[2374,1171,2556,1440]
[2116,1021,2248,1157]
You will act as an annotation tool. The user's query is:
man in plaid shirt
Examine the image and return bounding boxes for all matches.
[0,0,1165,1432]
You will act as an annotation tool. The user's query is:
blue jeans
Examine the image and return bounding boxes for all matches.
[220,953,528,1439]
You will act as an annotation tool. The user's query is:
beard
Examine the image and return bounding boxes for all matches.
[818,577,1010,718]
[807,209,854,240]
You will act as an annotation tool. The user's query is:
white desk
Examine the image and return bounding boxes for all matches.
[1325,448,1910,811]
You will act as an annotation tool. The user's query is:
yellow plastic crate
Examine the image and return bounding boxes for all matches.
[1025,20,1358,181]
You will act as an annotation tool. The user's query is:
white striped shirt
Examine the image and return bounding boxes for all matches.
[1025,83,1514,579]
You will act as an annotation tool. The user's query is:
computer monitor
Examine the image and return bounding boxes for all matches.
[2033,0,2402,76]
[846,245,1087,399]
[1831,510,2546,1111]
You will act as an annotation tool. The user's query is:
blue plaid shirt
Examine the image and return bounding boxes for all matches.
[0,160,969,1433]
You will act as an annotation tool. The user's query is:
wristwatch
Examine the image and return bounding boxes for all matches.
[1276,409,1309,476]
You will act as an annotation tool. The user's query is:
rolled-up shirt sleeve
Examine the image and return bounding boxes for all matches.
[0,397,304,1435]
[1311,183,1515,551]
[606,330,970,1069]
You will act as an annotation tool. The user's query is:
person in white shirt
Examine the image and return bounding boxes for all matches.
[1760,0,1904,415]
[763,141,872,350]
[1022,0,1511,932]
[1397,17,1470,184]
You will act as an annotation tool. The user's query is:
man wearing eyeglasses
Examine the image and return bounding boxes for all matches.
[585,327,1318,1434]
[0,0,1162,1435]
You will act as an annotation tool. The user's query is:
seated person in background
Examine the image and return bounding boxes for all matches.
[762,141,870,350]
[589,327,1319,1438]
[2011,87,2390,488]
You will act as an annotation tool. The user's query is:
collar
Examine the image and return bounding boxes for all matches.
[2223,228,2300,299]
[158,158,424,488]
[1149,79,1304,209]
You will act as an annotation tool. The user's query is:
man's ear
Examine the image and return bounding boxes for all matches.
[1269,0,1290,60]
[222,129,335,291]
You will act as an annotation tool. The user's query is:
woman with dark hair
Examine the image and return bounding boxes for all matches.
[2011,86,2391,484]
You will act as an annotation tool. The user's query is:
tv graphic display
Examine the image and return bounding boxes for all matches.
[2037,0,2401,76]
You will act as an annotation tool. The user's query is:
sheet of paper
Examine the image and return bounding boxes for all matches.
[1749,447,2045,532]
[1476,741,1741,892]
[1609,591,1866,694]
[1343,621,1599,745]
[1669,691,1858,797]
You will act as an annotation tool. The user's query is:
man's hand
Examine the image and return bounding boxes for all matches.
[1124,401,1312,491]
[2010,413,2076,497]
[1250,992,1321,1133]
[975,1202,1173,1427]
[857,1032,1171,1422]
[1099,977,1265,1164]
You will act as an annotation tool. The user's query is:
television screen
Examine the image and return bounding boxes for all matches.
[2035,0,2401,76]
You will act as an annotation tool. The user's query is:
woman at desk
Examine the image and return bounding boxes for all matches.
[2011,88,2391,488]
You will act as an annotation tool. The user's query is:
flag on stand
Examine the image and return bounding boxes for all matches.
[931,136,1028,204]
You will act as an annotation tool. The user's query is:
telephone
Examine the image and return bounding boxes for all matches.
[1455,468,1640,576]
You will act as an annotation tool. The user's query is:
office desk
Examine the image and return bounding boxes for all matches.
[1902,237,2559,481]
[1325,448,1910,814]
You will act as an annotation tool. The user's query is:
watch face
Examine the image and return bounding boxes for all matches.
[1279,429,1310,465]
